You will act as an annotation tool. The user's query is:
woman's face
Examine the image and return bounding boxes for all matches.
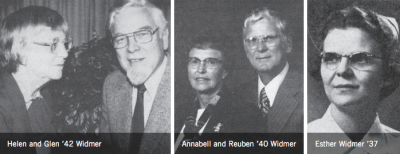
[188,48,227,94]
[321,28,384,109]
[22,27,69,81]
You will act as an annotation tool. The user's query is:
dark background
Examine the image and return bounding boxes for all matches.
[308,0,400,130]
[175,0,304,99]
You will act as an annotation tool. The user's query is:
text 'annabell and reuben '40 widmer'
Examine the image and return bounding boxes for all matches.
[181,140,297,148]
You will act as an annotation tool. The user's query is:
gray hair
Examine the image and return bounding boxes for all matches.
[243,7,291,38]
[108,0,168,35]
[0,6,68,73]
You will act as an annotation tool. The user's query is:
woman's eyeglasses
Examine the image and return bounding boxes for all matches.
[33,37,73,54]
[320,52,382,71]
[188,57,223,69]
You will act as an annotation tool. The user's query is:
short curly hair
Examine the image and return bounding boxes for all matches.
[0,6,68,73]
[312,6,399,99]
[187,30,233,72]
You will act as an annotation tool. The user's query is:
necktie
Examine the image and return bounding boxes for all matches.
[129,84,146,153]
[259,87,270,118]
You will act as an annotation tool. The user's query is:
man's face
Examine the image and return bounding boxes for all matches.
[188,48,227,94]
[22,27,68,81]
[113,7,168,85]
[243,18,290,75]
[321,28,383,110]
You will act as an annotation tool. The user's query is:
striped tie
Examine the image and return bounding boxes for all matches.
[259,87,270,118]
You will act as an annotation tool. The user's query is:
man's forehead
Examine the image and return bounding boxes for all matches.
[244,18,281,37]
[113,7,156,34]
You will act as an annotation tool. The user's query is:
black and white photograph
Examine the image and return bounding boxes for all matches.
[308,0,400,153]
[174,0,303,153]
[0,0,170,154]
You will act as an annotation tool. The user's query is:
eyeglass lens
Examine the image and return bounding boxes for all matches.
[112,28,158,49]
[320,52,379,70]
[53,38,72,52]
[188,58,222,69]
[245,35,280,48]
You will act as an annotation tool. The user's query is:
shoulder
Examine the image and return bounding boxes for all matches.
[283,67,303,86]
[105,69,125,82]
[381,123,400,133]
[104,69,127,88]
[307,118,328,133]
[233,78,257,95]
[239,77,257,88]
[0,73,17,103]
[159,63,171,91]
[218,90,263,132]
[220,90,259,117]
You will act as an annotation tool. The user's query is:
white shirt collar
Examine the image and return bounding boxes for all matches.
[257,62,289,107]
[308,104,400,153]
[319,105,388,133]
[144,55,167,99]
[131,56,167,126]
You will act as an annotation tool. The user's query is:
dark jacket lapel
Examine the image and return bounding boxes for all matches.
[0,72,32,133]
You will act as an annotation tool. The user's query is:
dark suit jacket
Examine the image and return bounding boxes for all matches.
[0,72,55,133]
[0,72,55,154]
[175,89,261,154]
[233,67,303,139]
[100,59,171,154]
[175,89,261,135]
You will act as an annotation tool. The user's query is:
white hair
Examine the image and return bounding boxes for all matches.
[108,0,168,34]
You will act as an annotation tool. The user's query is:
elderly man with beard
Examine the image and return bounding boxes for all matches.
[100,0,170,153]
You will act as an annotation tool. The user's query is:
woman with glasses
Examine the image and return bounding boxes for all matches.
[175,32,261,153]
[0,5,71,136]
[308,6,400,153]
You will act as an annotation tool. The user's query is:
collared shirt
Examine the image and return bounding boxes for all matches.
[308,104,400,154]
[178,109,211,135]
[26,91,42,109]
[175,96,217,152]
[257,62,289,107]
[11,74,51,154]
[131,56,167,126]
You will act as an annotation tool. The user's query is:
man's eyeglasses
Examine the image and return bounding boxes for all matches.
[112,27,159,49]
[33,37,72,54]
[320,52,382,71]
[188,57,223,69]
[244,35,281,48]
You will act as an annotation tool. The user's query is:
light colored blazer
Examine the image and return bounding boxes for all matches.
[100,58,171,154]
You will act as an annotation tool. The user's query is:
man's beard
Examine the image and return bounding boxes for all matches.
[127,66,152,86]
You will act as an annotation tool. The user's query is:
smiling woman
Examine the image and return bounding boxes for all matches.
[175,31,262,153]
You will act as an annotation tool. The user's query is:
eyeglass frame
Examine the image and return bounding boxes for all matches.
[188,57,224,69]
[112,27,159,49]
[244,34,282,49]
[319,51,383,70]
[32,37,73,54]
